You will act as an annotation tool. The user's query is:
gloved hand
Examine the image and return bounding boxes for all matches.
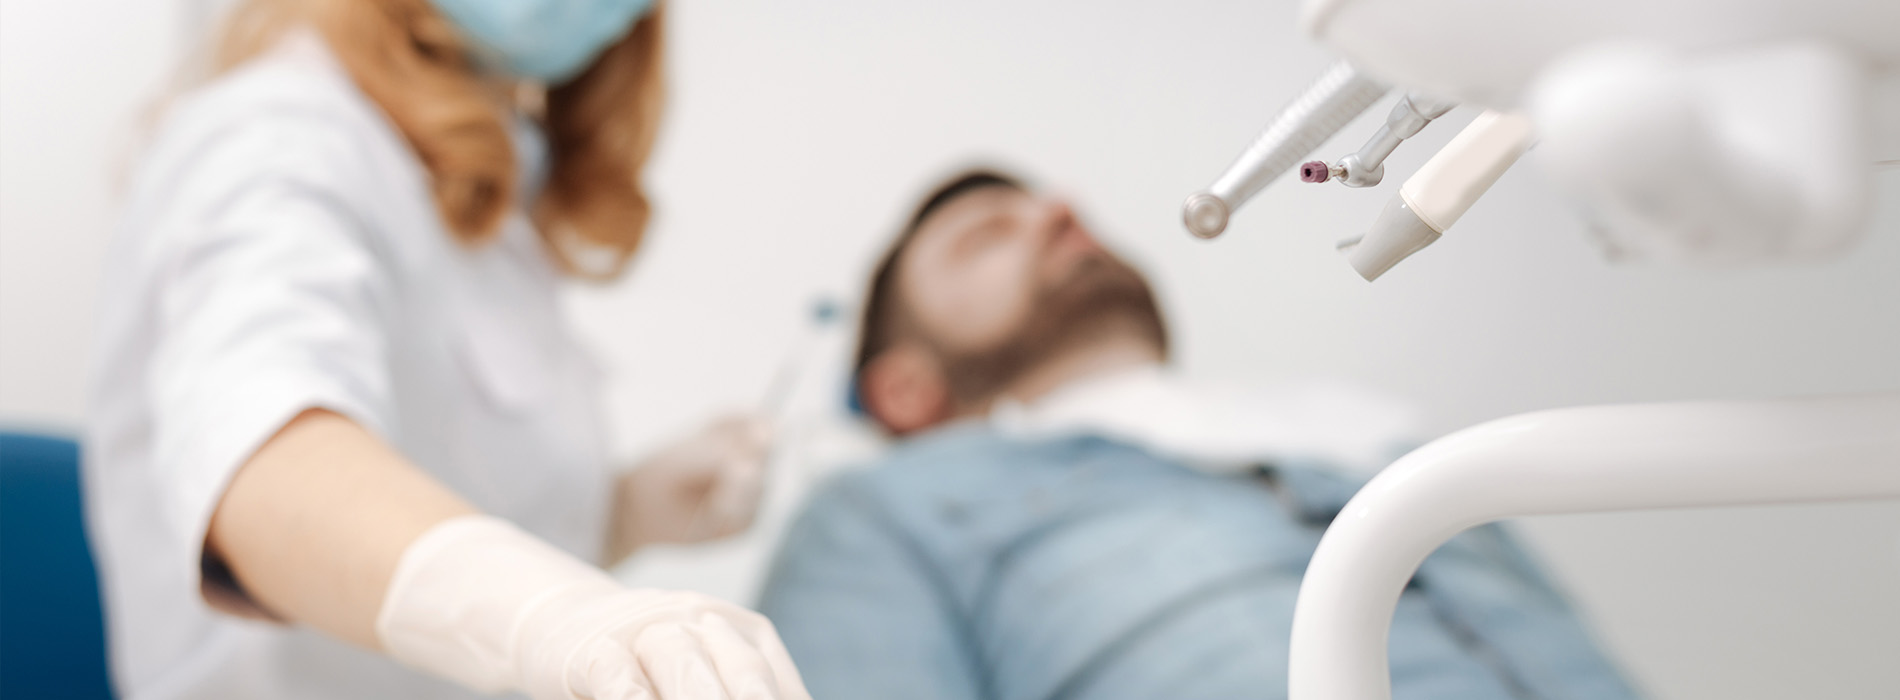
[378,515,809,700]
[610,414,774,558]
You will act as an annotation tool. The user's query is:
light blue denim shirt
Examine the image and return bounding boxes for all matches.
[759,426,1640,700]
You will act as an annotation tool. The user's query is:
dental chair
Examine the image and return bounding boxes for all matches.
[1180,2,1900,698]
[1,431,115,700]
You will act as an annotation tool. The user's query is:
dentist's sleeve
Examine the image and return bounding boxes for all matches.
[144,116,400,617]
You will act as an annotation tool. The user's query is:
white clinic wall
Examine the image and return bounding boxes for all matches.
[0,0,185,428]
[3,1,1897,698]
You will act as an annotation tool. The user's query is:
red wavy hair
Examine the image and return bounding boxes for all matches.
[205,0,665,279]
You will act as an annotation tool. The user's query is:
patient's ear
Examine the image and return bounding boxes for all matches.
[861,345,952,434]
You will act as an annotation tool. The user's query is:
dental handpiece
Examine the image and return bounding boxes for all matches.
[1182,61,1388,239]
[1303,93,1458,188]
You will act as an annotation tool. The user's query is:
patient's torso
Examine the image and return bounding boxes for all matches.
[759,427,1639,700]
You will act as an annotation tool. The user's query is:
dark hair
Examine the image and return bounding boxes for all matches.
[851,169,1025,392]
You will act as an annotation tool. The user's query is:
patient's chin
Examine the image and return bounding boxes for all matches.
[940,259,1166,405]
[1040,258,1166,348]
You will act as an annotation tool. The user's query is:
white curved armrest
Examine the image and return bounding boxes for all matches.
[1289,394,1900,700]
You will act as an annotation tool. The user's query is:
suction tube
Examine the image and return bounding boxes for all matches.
[1183,61,1388,239]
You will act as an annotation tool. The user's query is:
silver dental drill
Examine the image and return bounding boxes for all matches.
[1181,61,1388,239]
[1301,93,1457,188]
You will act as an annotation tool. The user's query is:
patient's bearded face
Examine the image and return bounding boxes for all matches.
[896,186,1167,405]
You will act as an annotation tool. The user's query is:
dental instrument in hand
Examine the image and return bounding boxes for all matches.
[671,297,851,543]
[761,296,847,420]
[681,296,851,537]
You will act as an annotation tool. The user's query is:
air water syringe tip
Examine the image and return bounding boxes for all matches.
[1300,161,1333,183]
[1182,192,1231,239]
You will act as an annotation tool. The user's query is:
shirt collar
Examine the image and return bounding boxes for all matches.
[988,363,1421,476]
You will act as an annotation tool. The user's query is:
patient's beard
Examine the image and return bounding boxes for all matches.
[937,252,1168,409]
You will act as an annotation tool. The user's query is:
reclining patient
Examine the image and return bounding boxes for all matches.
[759,170,1641,700]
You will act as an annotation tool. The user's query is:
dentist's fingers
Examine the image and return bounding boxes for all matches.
[696,415,773,538]
[579,637,658,700]
[712,414,777,455]
[745,620,810,700]
[634,621,733,700]
[706,607,809,700]
[691,613,783,700]
[741,416,777,451]
[706,455,766,534]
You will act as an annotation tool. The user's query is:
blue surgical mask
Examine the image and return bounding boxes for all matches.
[428,0,655,84]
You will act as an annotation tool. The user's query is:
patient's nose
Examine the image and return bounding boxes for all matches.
[1032,198,1081,240]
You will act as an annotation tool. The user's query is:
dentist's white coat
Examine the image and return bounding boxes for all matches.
[85,31,607,700]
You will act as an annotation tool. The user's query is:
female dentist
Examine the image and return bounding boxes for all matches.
[84,1,808,699]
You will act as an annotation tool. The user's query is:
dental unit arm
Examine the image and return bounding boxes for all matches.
[1176,1,1900,698]
[1187,0,1898,278]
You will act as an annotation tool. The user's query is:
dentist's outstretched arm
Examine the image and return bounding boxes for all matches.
[208,408,809,700]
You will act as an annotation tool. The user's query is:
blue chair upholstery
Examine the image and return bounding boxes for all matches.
[1,431,115,699]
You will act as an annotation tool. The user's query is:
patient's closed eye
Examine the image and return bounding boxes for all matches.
[955,215,1014,256]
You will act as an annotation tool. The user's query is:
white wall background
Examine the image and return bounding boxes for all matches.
[3,1,1897,698]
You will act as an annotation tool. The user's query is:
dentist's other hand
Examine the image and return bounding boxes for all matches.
[610,414,773,560]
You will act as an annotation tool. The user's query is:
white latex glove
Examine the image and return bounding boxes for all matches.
[611,415,773,556]
[378,515,809,700]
